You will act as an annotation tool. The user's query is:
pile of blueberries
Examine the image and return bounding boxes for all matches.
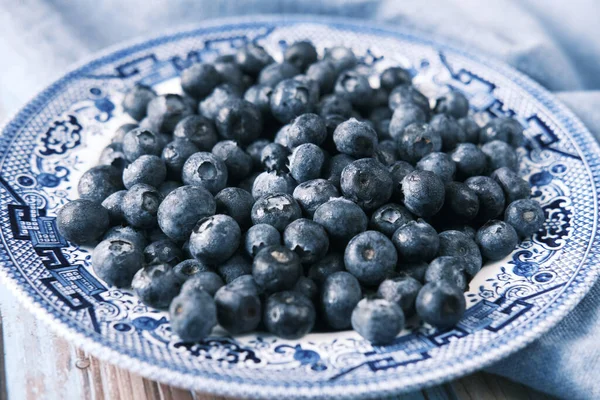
[56,40,546,345]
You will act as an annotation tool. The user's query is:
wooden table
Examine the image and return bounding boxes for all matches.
[0,284,556,400]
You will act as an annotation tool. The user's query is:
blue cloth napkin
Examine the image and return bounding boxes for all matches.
[1,1,599,398]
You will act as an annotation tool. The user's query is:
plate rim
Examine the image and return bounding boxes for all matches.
[0,14,599,399]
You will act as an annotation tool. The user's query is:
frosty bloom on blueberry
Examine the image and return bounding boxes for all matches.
[54,40,544,345]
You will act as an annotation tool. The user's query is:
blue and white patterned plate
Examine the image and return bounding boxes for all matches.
[1,15,599,399]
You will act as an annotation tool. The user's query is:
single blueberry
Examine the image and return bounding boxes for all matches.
[306,60,337,94]
[370,203,413,237]
[490,167,531,204]
[78,165,123,203]
[333,118,378,158]
[251,193,302,231]
[292,179,340,218]
[258,62,300,87]
[132,263,184,309]
[388,85,430,115]
[173,259,213,282]
[429,114,466,151]
[260,143,290,172]
[441,182,480,222]
[214,60,249,91]
[416,152,456,181]
[334,70,374,109]
[170,290,217,342]
[270,78,318,123]
[392,219,439,262]
[252,245,302,293]
[283,218,329,264]
[416,281,466,328]
[181,63,221,99]
[289,143,325,183]
[212,140,253,180]
[235,43,274,76]
[122,84,156,121]
[344,231,397,286]
[182,152,228,194]
[243,223,281,257]
[437,230,483,277]
[214,275,262,334]
[476,220,519,261]
[313,198,368,243]
[101,190,127,225]
[402,170,445,217]
[323,46,357,73]
[464,176,506,222]
[504,199,545,238]
[340,158,393,210]
[189,214,241,264]
[92,238,144,287]
[450,143,487,180]
[380,67,412,91]
[215,99,263,144]
[284,41,318,71]
[103,225,147,250]
[351,298,404,344]
[434,92,469,119]
[317,94,353,118]
[173,115,218,151]
[57,199,109,244]
[144,239,183,266]
[157,185,216,242]
[122,155,166,189]
[396,123,442,163]
[180,271,224,297]
[244,84,273,118]
[388,104,428,140]
[122,128,164,161]
[264,291,316,339]
[251,171,297,199]
[161,139,199,177]
[481,140,519,172]
[321,271,362,330]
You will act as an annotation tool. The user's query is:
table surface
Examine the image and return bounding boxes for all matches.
[0,284,557,400]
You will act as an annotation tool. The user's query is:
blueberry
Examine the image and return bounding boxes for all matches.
[388,85,430,115]
[437,230,483,277]
[246,139,271,169]
[374,140,397,166]
[260,143,290,172]
[211,140,253,180]
[161,139,199,177]
[252,245,302,293]
[441,182,480,222]
[457,117,480,144]
[481,140,519,172]
[122,128,164,161]
[243,223,281,257]
[370,203,413,237]
[344,231,397,286]
[289,143,325,183]
[173,115,218,151]
[146,94,195,133]
[244,84,273,117]
[416,281,466,328]
[380,67,412,91]
[430,114,466,151]
[450,143,487,179]
[392,219,439,262]
[181,63,221,99]
[434,92,469,119]
[101,190,127,224]
[157,185,215,241]
[283,218,329,264]
[333,118,378,158]
[235,43,274,75]
[378,275,422,315]
[388,105,429,141]
[340,158,393,210]
[317,94,353,118]
[170,290,217,341]
[144,239,183,266]
[464,176,506,221]
[258,62,301,87]
[121,155,166,189]
[334,70,374,109]
[270,78,318,123]
[214,276,262,334]
[490,167,531,204]
[480,117,524,147]
[180,271,224,296]
[103,225,147,250]
[323,46,357,73]
[99,143,128,171]
[284,41,318,71]
[323,153,355,188]
[321,271,362,329]
[132,263,183,309]
[122,84,156,121]
[476,220,518,261]
[388,161,415,202]
[251,171,297,199]
[351,298,404,344]
[199,84,242,120]
[215,99,263,144]
[313,198,368,243]
[292,179,339,218]
[425,256,468,290]
[218,253,253,284]
[92,238,144,287]
[307,253,344,287]
[398,261,429,283]
[370,107,393,140]
[78,165,123,203]
[189,215,241,263]
[294,277,319,302]
[504,199,545,238]
[416,152,456,181]
[173,259,213,281]
[182,152,228,194]
[395,123,442,163]
[264,291,315,339]
[214,60,249,91]
[215,187,254,230]
[57,199,109,244]
[306,60,337,94]
[401,170,445,217]
[251,193,302,231]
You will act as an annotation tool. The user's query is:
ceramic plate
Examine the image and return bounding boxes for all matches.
[1,15,599,399]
